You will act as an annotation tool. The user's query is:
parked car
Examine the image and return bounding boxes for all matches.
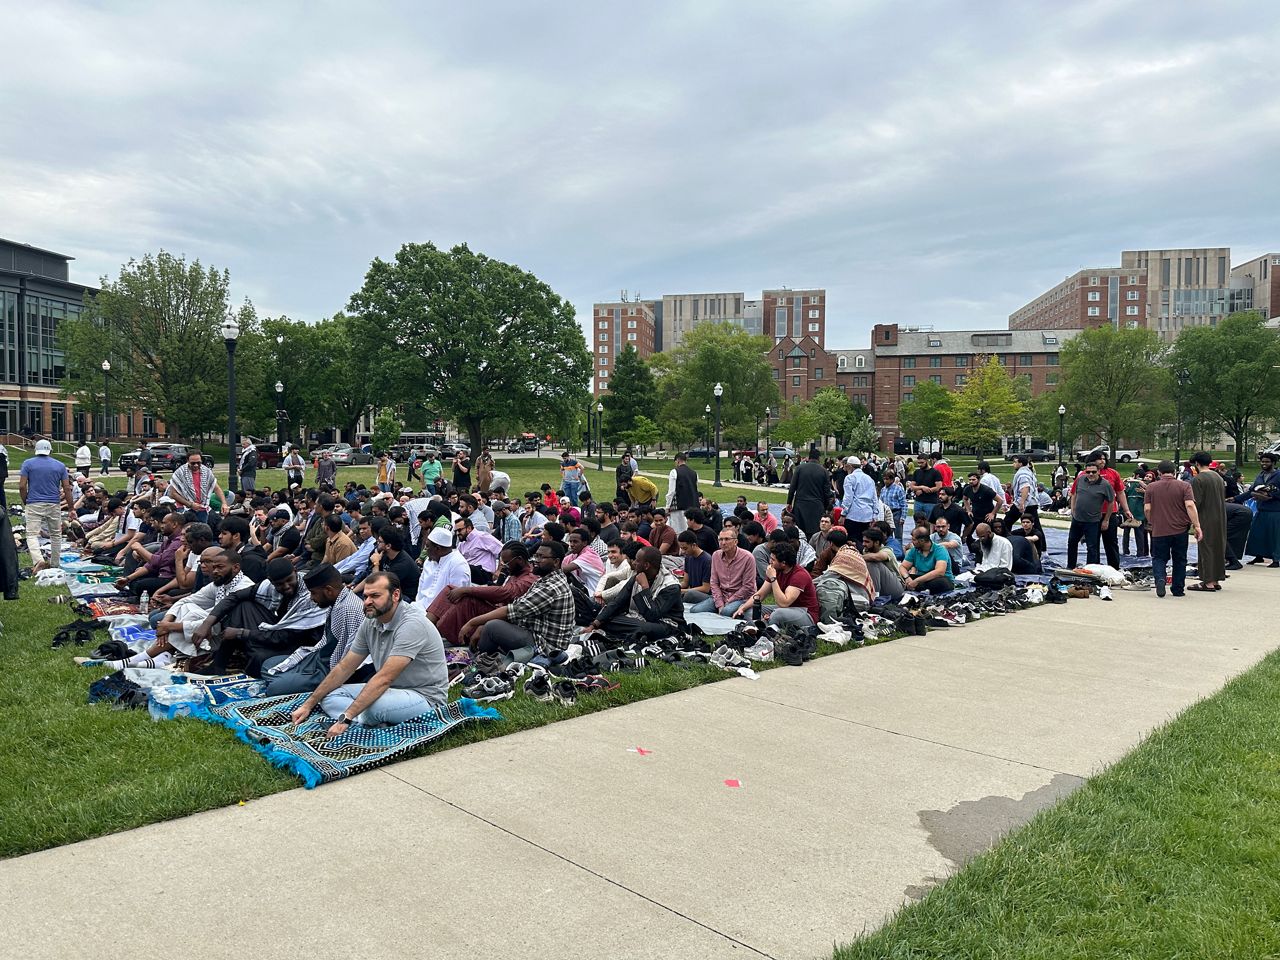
[308,442,342,459]
[117,443,215,472]
[253,442,283,469]
[330,443,374,465]
[506,440,524,454]
[1004,448,1055,462]
[731,449,759,459]
[1076,445,1142,463]
[765,447,795,462]
[1260,441,1280,458]
[684,447,718,460]
[441,441,472,458]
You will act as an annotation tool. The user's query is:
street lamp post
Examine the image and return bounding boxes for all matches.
[1057,404,1066,476]
[704,405,712,463]
[222,316,240,493]
[595,402,604,471]
[764,406,772,455]
[713,382,723,487]
[1175,368,1190,468]
[975,405,986,459]
[101,359,111,439]
[275,381,286,447]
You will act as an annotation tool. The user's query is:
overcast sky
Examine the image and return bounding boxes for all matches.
[5,0,1278,348]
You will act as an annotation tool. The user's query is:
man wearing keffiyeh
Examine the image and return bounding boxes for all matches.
[169,452,227,522]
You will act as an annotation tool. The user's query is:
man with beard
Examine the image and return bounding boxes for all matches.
[194,557,328,676]
[787,447,832,542]
[426,542,538,646]
[292,570,449,733]
[263,563,370,695]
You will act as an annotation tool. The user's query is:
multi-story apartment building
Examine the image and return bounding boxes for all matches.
[1009,267,1148,331]
[590,298,658,397]
[762,288,825,345]
[768,335,840,406]
[1231,252,1280,319]
[831,348,875,411]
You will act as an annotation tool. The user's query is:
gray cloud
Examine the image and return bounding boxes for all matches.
[3,0,1277,348]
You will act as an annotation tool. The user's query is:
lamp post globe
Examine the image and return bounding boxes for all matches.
[596,401,604,471]
[1057,404,1066,473]
[100,359,111,439]
[713,383,723,487]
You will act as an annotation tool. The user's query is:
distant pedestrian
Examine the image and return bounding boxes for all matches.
[1143,460,1201,598]
[1188,452,1226,591]
[98,442,112,475]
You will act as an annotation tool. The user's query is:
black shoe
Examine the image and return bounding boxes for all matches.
[1155,581,1166,598]
[1270,562,1280,569]
[1247,557,1265,565]
[1226,560,1244,571]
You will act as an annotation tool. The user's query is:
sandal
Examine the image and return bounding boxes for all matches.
[1186,584,1216,592]
[50,629,72,649]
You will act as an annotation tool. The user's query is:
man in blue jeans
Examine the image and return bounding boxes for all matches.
[292,569,447,733]
[1067,463,1114,567]
[1143,460,1202,598]
[19,439,74,572]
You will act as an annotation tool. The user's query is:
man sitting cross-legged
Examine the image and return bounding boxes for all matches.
[734,542,819,629]
[459,541,576,657]
[195,557,328,676]
[582,546,685,644]
[426,541,538,646]
[291,570,449,734]
[78,547,251,669]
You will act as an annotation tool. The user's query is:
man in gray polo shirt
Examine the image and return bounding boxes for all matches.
[292,569,447,734]
[19,439,74,571]
[1068,463,1115,567]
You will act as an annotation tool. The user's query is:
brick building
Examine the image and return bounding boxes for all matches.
[866,324,1081,450]
[591,299,658,397]
[1009,267,1148,331]
[1230,252,1280,319]
[762,288,825,344]
[768,335,840,405]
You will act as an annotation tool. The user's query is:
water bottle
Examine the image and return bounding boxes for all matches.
[752,599,762,621]
[139,591,150,614]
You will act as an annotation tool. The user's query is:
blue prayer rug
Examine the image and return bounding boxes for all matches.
[193,693,501,788]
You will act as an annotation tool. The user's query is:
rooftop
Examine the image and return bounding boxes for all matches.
[0,238,75,261]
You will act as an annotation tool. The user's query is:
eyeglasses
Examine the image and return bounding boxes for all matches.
[1084,470,1098,475]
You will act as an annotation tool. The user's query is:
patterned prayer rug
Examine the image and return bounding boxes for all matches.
[192,694,501,787]
[190,675,267,705]
[88,599,140,617]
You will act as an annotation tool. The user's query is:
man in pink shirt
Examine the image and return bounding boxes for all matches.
[754,501,779,535]
[688,528,757,616]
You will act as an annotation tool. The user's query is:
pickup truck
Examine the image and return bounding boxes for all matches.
[1076,445,1142,463]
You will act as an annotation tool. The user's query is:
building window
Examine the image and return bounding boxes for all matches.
[778,349,784,359]
[1125,306,1138,316]
[929,357,941,368]
[902,393,913,403]
[598,332,609,341]
[598,370,608,379]
[808,323,820,332]
[792,395,800,403]
[928,339,942,347]
[1087,292,1101,301]
[1128,275,1138,284]
[814,368,823,379]
[792,376,801,386]
[837,356,847,369]
[955,375,967,386]
[1043,336,1058,345]
[775,307,788,329]
[1020,354,1033,365]
[902,357,916,368]
[772,368,780,379]
[628,307,636,316]
[930,375,942,384]
[882,329,891,341]
[626,332,636,340]
[903,375,916,386]
[1087,307,1100,316]
[955,355,968,366]
[598,320,608,328]
[1089,276,1099,285]
[628,319,637,328]
[1047,353,1059,365]
[1126,290,1139,301]
[808,309,820,318]
[598,344,608,352]
[855,355,865,368]
[810,348,816,358]
[1046,373,1058,385]
[809,295,820,304]
[598,357,608,366]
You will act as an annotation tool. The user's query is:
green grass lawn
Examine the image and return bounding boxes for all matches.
[834,647,1280,960]
[1,568,866,859]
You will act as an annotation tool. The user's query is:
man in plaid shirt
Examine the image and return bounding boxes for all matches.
[459,541,575,654]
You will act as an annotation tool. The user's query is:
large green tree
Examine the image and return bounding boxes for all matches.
[945,356,1027,453]
[650,322,779,449]
[601,344,655,445]
[61,251,252,438]
[348,242,591,453]
[1055,326,1169,451]
[1170,311,1280,464]
[896,380,955,445]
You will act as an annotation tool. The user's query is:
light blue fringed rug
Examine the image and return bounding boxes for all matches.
[192,690,501,788]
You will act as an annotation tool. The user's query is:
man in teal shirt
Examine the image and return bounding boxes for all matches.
[420,452,443,491]
[898,525,954,594]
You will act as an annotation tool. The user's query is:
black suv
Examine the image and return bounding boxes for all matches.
[118,443,216,472]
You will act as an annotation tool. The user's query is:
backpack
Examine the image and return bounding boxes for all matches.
[814,571,854,623]
[565,575,600,627]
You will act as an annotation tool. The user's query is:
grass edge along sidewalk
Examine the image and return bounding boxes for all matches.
[834,646,1280,960]
[1,577,870,860]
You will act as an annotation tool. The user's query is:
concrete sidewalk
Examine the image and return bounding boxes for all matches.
[4,569,1275,960]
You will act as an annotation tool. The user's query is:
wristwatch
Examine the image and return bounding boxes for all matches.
[336,713,352,725]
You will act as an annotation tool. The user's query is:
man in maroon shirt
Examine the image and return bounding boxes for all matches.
[114,511,183,599]
[426,542,537,645]
[735,542,819,628]
[1143,460,1203,598]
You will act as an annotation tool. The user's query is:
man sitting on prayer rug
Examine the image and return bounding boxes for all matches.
[425,541,537,646]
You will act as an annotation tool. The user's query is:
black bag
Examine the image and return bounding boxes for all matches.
[566,575,600,627]
[973,568,1014,590]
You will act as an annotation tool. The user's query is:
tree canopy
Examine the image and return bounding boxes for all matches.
[61,251,252,439]
[1055,326,1169,450]
[601,344,655,445]
[944,356,1027,453]
[649,322,779,449]
[1169,311,1280,464]
[896,380,954,444]
[348,242,591,452]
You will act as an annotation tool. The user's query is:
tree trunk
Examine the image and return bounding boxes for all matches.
[464,417,484,457]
